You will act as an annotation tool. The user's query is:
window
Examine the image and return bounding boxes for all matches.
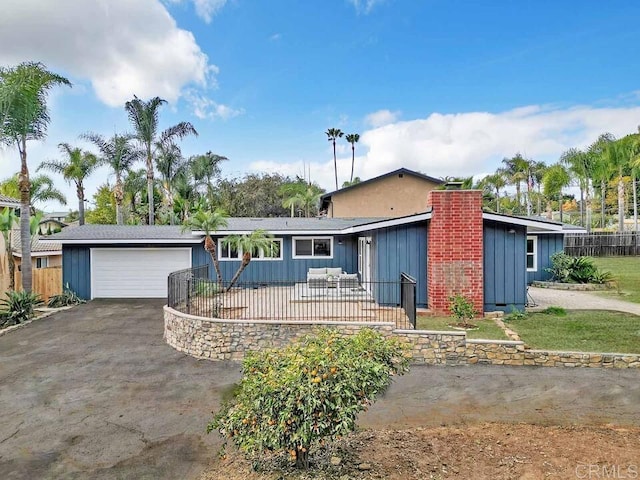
[218,238,282,261]
[36,257,48,269]
[526,236,537,272]
[293,237,333,259]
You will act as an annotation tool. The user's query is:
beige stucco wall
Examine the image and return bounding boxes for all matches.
[14,253,62,268]
[328,174,440,218]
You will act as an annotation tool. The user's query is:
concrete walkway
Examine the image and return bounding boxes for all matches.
[528,286,640,315]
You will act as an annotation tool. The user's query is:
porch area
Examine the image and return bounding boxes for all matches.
[167,266,417,329]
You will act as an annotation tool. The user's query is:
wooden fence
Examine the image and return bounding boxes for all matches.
[0,264,63,301]
[564,233,640,257]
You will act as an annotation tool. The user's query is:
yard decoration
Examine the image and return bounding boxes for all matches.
[209,328,409,470]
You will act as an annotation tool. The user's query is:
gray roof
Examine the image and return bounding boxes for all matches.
[0,194,20,208]
[45,225,203,242]
[215,217,389,232]
[11,229,61,254]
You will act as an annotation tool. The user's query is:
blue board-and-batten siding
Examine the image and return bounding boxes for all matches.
[193,235,358,283]
[62,245,92,299]
[483,221,526,312]
[526,234,564,284]
[364,223,428,308]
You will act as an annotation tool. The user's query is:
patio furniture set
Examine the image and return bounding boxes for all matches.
[306,267,361,295]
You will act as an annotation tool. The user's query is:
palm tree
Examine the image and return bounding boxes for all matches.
[82,132,141,225]
[222,229,277,291]
[588,133,615,229]
[0,62,71,292]
[283,186,322,218]
[39,143,100,226]
[604,136,634,232]
[155,140,187,225]
[0,173,67,208]
[479,172,506,213]
[501,154,529,214]
[190,151,227,205]
[325,128,344,190]
[122,168,148,224]
[345,133,360,183]
[124,95,198,225]
[0,208,18,290]
[184,209,228,286]
[561,147,592,231]
[543,163,571,221]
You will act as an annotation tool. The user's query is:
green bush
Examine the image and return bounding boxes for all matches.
[541,306,567,316]
[505,305,527,321]
[448,294,478,323]
[0,290,43,327]
[47,284,86,308]
[209,328,409,470]
[195,279,221,296]
[546,252,613,284]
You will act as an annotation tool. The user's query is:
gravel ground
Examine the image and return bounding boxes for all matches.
[528,286,640,315]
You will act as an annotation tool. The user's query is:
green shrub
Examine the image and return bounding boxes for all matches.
[505,305,527,322]
[0,290,43,327]
[47,284,86,308]
[209,328,409,470]
[195,279,221,296]
[541,306,567,316]
[546,252,613,284]
[448,294,478,323]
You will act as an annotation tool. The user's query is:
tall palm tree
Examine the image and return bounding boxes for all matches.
[345,133,360,183]
[155,140,187,225]
[543,163,571,221]
[0,173,67,208]
[39,143,100,226]
[222,229,277,291]
[122,168,148,224]
[0,62,71,292]
[479,171,506,213]
[190,151,227,205]
[560,147,592,231]
[501,153,530,214]
[325,128,344,190]
[82,132,141,225]
[282,186,322,218]
[0,208,18,290]
[124,95,198,225]
[604,136,634,232]
[184,209,228,286]
[588,133,615,229]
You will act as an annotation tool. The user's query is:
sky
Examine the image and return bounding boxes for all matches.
[1,0,640,212]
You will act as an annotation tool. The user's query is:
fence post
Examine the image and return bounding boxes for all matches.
[186,277,191,314]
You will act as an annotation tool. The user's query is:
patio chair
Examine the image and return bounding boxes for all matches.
[307,274,328,290]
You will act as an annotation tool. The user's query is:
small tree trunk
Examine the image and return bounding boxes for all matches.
[114,177,124,225]
[601,180,606,229]
[333,140,338,191]
[495,188,500,213]
[618,173,625,233]
[585,180,592,233]
[19,144,32,293]
[225,253,250,292]
[350,145,355,183]
[147,154,155,226]
[295,448,310,469]
[4,233,16,290]
[559,191,563,223]
[77,184,85,226]
[633,176,638,232]
[579,185,584,228]
[205,236,224,286]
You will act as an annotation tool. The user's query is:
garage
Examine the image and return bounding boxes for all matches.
[91,248,192,298]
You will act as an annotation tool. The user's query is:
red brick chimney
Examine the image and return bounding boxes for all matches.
[427,189,484,315]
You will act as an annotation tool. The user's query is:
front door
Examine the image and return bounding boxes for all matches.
[358,236,372,287]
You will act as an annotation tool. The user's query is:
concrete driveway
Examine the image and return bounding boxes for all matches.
[1,301,639,479]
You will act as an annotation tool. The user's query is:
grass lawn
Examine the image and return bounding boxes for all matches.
[508,310,640,354]
[416,315,509,340]
[592,256,640,304]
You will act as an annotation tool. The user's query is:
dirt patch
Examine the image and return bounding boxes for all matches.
[200,423,640,480]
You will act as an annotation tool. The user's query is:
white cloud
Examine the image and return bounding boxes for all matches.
[0,0,217,107]
[269,33,282,41]
[250,102,640,192]
[185,91,244,120]
[347,0,385,14]
[164,0,227,23]
[364,109,401,127]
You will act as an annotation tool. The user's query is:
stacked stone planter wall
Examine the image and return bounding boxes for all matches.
[164,306,640,368]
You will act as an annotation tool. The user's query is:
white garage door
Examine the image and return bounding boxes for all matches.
[91,248,192,298]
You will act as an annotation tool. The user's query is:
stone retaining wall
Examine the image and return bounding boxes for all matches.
[532,281,612,291]
[164,306,640,368]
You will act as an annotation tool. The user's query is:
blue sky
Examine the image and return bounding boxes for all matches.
[1,0,640,211]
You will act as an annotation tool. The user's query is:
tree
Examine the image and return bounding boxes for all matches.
[82,132,141,225]
[588,133,616,229]
[325,128,344,190]
[501,153,530,214]
[345,133,360,183]
[155,140,187,225]
[0,62,71,292]
[341,176,361,188]
[604,135,635,232]
[124,95,197,225]
[479,172,506,213]
[282,185,323,218]
[190,151,227,205]
[543,163,571,221]
[39,143,100,226]
[85,184,117,224]
[0,173,67,208]
[0,208,18,290]
[184,209,228,286]
[222,230,277,291]
[209,329,409,470]
[561,147,592,231]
